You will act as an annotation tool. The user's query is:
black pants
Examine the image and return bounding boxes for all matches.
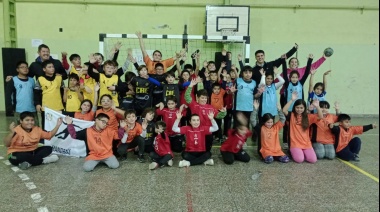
[220,149,250,165]
[144,144,155,154]
[182,151,211,166]
[223,109,233,136]
[205,134,214,152]
[117,136,145,157]
[150,152,173,166]
[336,137,361,161]
[169,134,184,153]
[8,146,52,166]
[213,119,223,140]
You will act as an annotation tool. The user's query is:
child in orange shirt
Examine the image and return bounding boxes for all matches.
[66,113,126,171]
[310,101,340,159]
[329,114,377,161]
[4,111,63,170]
[251,100,289,163]
[149,121,174,170]
[210,83,226,142]
[117,109,147,162]
[283,91,323,163]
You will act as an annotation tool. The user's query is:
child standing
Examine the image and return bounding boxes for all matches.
[66,113,126,171]
[220,112,251,165]
[5,61,38,125]
[156,96,187,152]
[251,100,289,163]
[4,112,62,170]
[34,60,64,128]
[282,92,323,163]
[329,114,377,161]
[172,111,218,167]
[308,70,331,113]
[149,121,174,170]
[63,73,84,116]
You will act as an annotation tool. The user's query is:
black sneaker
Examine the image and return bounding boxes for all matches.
[138,154,146,163]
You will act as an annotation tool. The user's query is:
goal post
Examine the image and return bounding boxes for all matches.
[99,33,250,73]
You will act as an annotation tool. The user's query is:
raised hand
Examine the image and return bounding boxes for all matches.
[135,31,142,39]
[229,84,237,93]
[222,49,227,56]
[119,120,126,128]
[94,83,100,92]
[203,60,208,68]
[9,122,16,132]
[176,111,183,120]
[294,43,298,49]
[141,119,148,130]
[324,70,332,76]
[253,99,260,110]
[190,78,198,87]
[258,84,266,94]
[179,104,187,112]
[156,102,165,110]
[277,102,282,111]
[220,61,226,68]
[311,99,320,108]
[237,54,242,61]
[308,54,314,59]
[273,66,279,75]
[291,91,298,101]
[334,101,340,110]
[36,105,42,113]
[114,41,122,51]
[373,123,377,129]
[259,68,265,76]
[89,54,97,64]
[219,106,227,113]
[207,110,215,120]
[61,51,68,57]
[64,116,73,125]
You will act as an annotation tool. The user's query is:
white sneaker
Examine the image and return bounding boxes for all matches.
[18,161,32,170]
[167,159,173,167]
[204,159,214,166]
[283,143,289,150]
[178,160,190,168]
[149,162,159,170]
[42,155,59,164]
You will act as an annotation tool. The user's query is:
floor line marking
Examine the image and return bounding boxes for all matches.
[338,158,379,183]
[18,173,30,181]
[37,207,49,212]
[31,193,44,203]
[25,182,37,190]
[185,167,193,212]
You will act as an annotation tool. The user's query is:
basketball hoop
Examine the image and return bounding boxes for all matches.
[220,28,237,36]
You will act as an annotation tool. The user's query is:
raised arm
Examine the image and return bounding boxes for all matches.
[136,31,148,58]
[185,78,197,104]
[172,111,182,133]
[92,83,100,111]
[309,69,316,93]
[3,122,16,147]
[323,70,331,92]
[283,91,298,116]
[299,54,313,85]
[250,100,260,127]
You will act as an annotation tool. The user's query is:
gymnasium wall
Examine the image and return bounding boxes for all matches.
[0,0,379,114]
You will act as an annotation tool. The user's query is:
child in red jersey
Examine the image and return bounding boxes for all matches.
[220,112,251,164]
[172,111,218,168]
[149,121,174,170]
[251,100,289,164]
[156,95,187,152]
[329,114,376,161]
[185,78,226,151]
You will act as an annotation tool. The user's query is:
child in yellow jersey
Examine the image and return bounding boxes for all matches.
[35,60,64,129]
[87,58,126,107]
[63,73,83,116]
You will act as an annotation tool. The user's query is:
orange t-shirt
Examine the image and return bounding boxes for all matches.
[85,127,120,161]
[260,121,286,158]
[335,126,363,152]
[7,126,52,155]
[313,114,338,145]
[289,113,319,149]
[211,88,226,110]
[123,122,143,143]
[95,108,123,131]
[75,111,95,121]
[144,55,175,74]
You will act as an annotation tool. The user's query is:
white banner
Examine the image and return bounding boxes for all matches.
[43,107,94,158]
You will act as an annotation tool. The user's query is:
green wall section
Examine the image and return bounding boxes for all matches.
[0,0,379,114]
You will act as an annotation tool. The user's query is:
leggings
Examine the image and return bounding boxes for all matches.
[290,147,317,163]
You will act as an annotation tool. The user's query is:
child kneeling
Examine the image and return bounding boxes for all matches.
[149,121,174,170]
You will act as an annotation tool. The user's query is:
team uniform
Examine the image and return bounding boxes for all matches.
[220,129,251,164]
[150,132,174,167]
[310,114,338,159]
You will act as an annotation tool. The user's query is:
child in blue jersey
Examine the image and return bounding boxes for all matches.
[255,66,284,121]
[308,69,331,113]
[5,61,39,125]
[233,66,260,127]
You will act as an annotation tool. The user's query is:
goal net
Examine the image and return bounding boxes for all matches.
[99,33,250,77]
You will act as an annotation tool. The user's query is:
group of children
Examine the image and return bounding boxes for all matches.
[4,39,377,172]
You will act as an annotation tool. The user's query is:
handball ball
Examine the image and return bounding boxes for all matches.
[324,47,334,57]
